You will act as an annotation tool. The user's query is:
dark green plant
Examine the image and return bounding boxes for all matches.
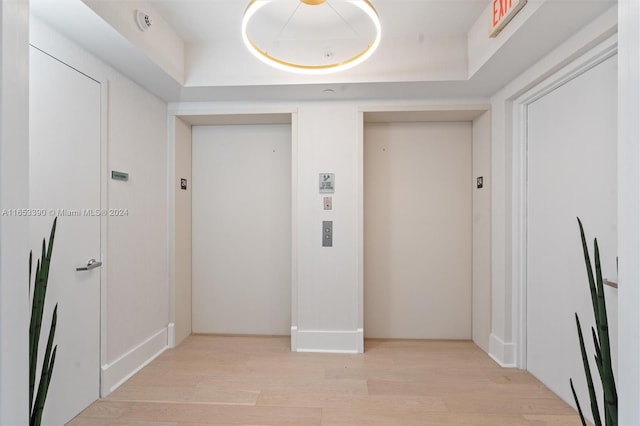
[570,218,617,426]
[28,218,58,426]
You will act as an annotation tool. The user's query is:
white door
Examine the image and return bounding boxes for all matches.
[191,124,292,335]
[364,122,472,339]
[526,55,617,414]
[29,46,101,425]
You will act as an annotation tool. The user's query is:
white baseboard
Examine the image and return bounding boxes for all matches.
[167,322,175,348]
[100,327,168,396]
[292,328,363,353]
[290,326,298,351]
[489,333,516,368]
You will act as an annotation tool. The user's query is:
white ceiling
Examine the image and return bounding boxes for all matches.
[150,0,488,42]
[29,0,617,102]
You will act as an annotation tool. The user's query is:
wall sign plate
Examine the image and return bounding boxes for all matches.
[319,173,335,193]
[111,171,129,181]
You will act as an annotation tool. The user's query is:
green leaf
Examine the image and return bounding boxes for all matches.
[28,219,58,426]
[594,239,617,425]
[592,327,602,372]
[28,251,34,410]
[578,218,599,324]
[28,251,33,295]
[575,313,601,426]
[570,378,588,426]
[574,219,617,426]
[31,345,56,426]
[28,258,42,413]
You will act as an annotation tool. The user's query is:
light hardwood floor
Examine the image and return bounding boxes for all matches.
[69,336,582,425]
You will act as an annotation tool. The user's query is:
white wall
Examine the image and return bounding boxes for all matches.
[472,111,492,353]
[0,0,30,424]
[363,122,472,339]
[192,124,292,335]
[30,17,169,395]
[173,117,192,345]
[294,103,362,352]
[618,1,640,424]
[526,55,617,418]
[105,52,168,365]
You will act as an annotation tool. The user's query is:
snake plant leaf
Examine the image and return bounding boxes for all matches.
[575,313,602,426]
[31,305,57,426]
[578,218,599,324]
[591,329,605,401]
[31,218,57,384]
[28,254,35,410]
[570,378,587,426]
[29,251,32,293]
[593,239,617,425]
[41,305,57,388]
[43,347,57,418]
[28,218,58,426]
[31,346,56,426]
[28,258,42,412]
[31,242,46,384]
[574,219,618,426]
[41,219,56,295]
[591,327,602,371]
[28,247,34,408]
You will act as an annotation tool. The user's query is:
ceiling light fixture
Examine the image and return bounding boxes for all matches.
[242,0,381,74]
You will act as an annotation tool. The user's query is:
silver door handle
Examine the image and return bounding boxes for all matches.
[76,258,102,271]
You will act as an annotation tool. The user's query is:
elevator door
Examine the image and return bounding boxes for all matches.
[364,122,472,339]
[191,124,292,335]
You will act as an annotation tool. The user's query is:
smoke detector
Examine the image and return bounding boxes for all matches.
[135,10,152,32]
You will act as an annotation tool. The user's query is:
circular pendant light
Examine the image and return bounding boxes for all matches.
[242,0,381,74]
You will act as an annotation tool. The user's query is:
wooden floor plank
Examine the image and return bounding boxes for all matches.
[124,402,322,425]
[69,336,582,426]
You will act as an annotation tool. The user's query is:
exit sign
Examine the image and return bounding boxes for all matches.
[490,0,527,37]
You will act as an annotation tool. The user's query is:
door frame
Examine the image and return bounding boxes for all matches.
[167,108,299,349]
[358,105,490,346]
[510,37,618,370]
[98,80,109,398]
[28,42,109,398]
